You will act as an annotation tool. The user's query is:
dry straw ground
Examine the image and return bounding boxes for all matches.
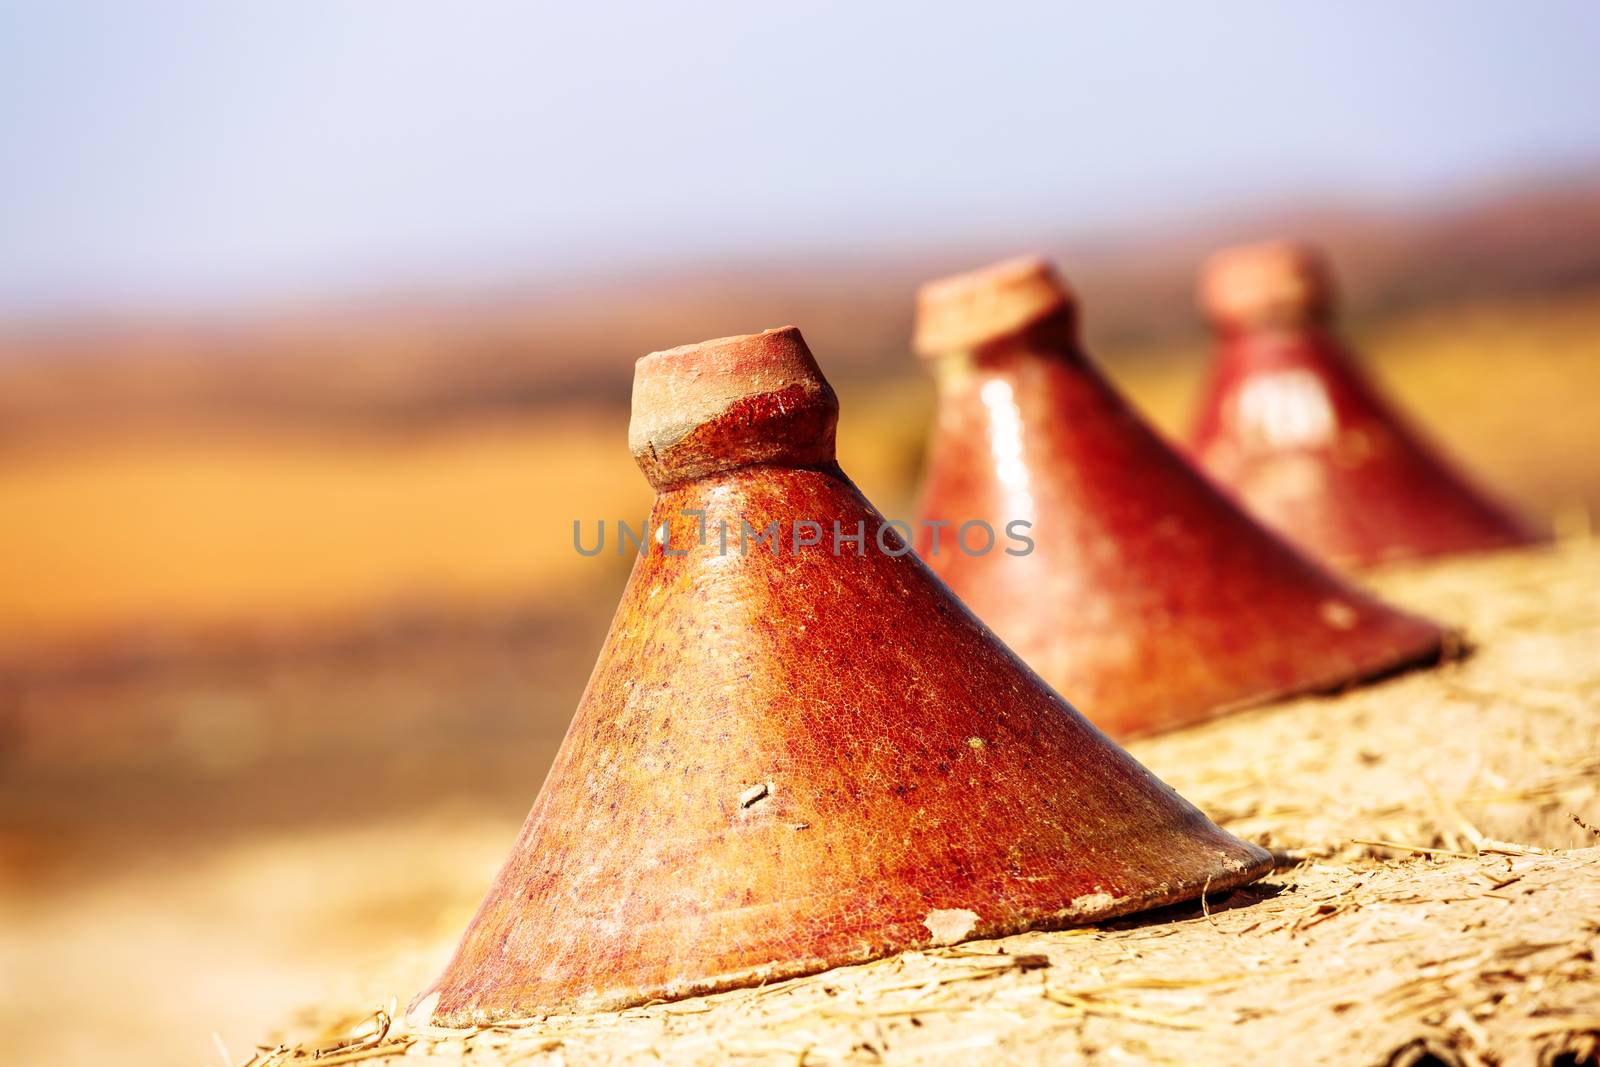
[243,541,1600,1067]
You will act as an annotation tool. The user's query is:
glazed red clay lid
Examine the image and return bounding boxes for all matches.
[629,326,839,488]
[1189,242,1543,567]
[1200,239,1336,329]
[913,255,1076,356]
[410,325,1272,1025]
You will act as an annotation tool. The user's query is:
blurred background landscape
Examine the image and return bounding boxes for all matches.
[1,3,1598,1065]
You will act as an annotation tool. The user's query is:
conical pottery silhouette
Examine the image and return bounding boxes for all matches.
[1190,239,1542,568]
[911,257,1446,740]
[411,326,1272,1025]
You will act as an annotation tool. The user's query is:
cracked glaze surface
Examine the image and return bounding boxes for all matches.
[1191,241,1542,569]
[911,259,1446,740]
[413,327,1272,1024]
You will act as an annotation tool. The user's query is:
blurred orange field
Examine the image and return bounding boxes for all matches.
[2,288,1596,655]
[0,413,645,639]
[0,383,929,652]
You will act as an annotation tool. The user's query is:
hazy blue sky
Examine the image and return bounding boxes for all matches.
[1,1,1597,314]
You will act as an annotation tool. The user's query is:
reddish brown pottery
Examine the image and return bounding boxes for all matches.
[911,257,1446,740]
[411,326,1272,1025]
[1190,239,1543,569]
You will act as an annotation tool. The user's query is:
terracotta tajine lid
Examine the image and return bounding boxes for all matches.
[912,255,1077,356]
[1199,239,1335,330]
[1189,241,1543,567]
[629,326,839,488]
[410,325,1272,1025]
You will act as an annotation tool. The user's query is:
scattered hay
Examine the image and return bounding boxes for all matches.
[251,849,1600,1066]
[249,542,1600,1066]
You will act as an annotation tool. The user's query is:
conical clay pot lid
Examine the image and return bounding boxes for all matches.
[411,325,1271,1025]
[911,258,1447,739]
[1191,239,1543,568]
